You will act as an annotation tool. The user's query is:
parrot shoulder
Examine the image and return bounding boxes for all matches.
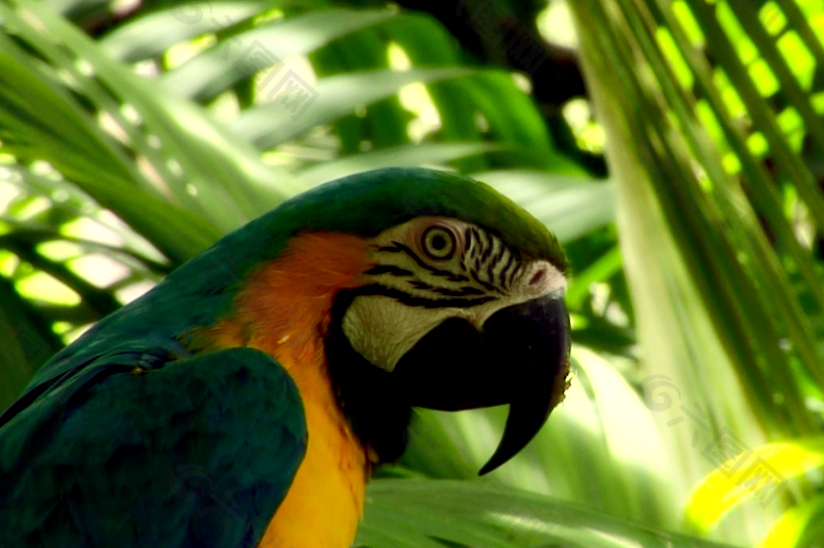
[0,345,307,548]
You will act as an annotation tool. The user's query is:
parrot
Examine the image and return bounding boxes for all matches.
[0,167,571,548]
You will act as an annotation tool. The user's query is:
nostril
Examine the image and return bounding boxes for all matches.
[528,269,545,287]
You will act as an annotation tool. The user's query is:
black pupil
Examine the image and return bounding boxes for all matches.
[431,234,447,251]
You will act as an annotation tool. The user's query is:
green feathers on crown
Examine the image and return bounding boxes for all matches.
[254,167,568,270]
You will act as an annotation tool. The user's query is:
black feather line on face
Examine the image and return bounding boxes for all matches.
[499,251,515,289]
[375,227,515,298]
[432,286,487,297]
[359,284,496,308]
[377,244,403,253]
[485,241,509,290]
[408,280,433,290]
[480,235,494,264]
[486,263,495,287]
[364,265,413,277]
[492,241,506,263]
[469,227,481,251]
[461,231,472,273]
[325,289,411,465]
[470,269,502,294]
[506,248,522,289]
[380,241,455,279]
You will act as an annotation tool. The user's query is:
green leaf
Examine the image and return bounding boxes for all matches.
[472,170,615,243]
[0,275,63,410]
[160,8,398,101]
[687,439,824,533]
[358,480,741,548]
[99,1,272,62]
[297,142,497,186]
[759,495,824,548]
[4,0,305,230]
[0,30,218,263]
[230,68,476,150]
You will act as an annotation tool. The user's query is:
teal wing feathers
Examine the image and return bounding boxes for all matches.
[0,346,307,548]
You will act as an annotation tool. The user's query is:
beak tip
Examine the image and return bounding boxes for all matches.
[477,463,495,477]
[476,354,572,476]
[477,453,507,476]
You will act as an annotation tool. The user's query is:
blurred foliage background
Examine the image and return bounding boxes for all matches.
[2,0,824,546]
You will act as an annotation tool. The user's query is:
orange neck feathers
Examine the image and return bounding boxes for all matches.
[235,231,372,366]
[197,232,375,548]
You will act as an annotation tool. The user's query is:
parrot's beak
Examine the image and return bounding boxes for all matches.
[392,294,571,475]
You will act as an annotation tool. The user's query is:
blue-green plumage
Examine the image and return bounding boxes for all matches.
[7,168,564,410]
[0,167,570,548]
[0,348,306,547]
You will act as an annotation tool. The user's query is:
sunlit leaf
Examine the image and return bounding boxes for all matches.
[687,439,824,532]
[160,8,398,101]
[230,68,476,149]
[358,480,741,548]
[100,1,272,62]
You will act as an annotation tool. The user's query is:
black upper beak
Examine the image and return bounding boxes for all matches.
[392,294,571,475]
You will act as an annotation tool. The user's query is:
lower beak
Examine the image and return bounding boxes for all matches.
[392,294,571,475]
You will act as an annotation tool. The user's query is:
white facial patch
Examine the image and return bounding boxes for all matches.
[340,216,568,372]
[342,295,456,372]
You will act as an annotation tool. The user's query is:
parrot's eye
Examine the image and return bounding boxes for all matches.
[421,226,456,260]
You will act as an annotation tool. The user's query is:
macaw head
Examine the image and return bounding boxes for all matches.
[199,167,571,475]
